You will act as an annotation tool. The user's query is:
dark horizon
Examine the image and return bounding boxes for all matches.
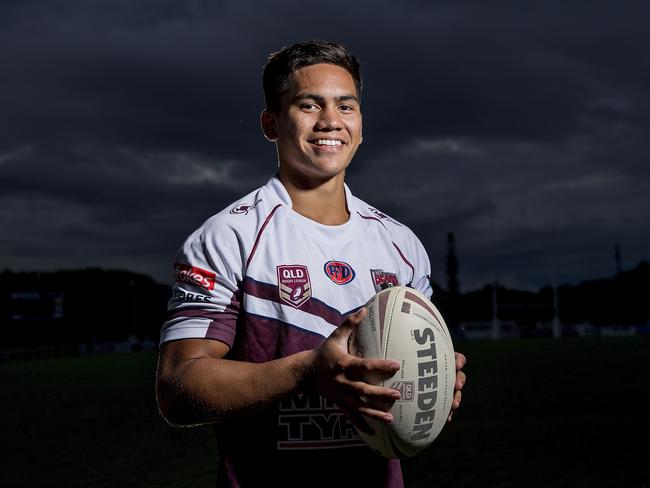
[1,1,649,291]
[2,259,648,350]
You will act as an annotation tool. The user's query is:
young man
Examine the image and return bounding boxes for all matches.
[156,41,466,487]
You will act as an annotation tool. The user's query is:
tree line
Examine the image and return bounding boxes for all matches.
[1,259,648,347]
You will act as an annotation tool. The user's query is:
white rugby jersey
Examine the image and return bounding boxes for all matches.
[160,175,432,488]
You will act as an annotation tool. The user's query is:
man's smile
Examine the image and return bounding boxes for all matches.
[308,138,345,151]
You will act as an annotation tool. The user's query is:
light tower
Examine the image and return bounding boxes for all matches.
[489,210,500,340]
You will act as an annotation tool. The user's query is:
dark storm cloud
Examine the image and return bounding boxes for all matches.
[348,132,649,289]
[0,142,266,277]
[0,1,267,157]
[1,0,649,288]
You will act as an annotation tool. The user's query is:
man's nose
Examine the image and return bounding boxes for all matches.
[315,105,341,130]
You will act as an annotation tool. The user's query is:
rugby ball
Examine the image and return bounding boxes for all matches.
[351,286,455,458]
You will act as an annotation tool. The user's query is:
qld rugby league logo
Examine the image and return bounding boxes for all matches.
[390,381,414,402]
[277,265,312,308]
[324,260,355,285]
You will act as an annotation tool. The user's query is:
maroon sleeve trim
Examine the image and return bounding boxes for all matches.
[205,321,236,346]
[205,286,242,348]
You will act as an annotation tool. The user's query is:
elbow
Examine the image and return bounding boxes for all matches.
[155,372,224,427]
[155,376,183,426]
[155,373,196,427]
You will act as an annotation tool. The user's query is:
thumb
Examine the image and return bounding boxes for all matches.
[340,308,367,356]
[340,307,367,330]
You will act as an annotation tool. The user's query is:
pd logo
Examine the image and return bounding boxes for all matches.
[277,265,312,308]
[324,261,356,285]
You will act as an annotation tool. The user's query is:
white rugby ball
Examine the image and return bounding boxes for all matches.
[352,286,455,458]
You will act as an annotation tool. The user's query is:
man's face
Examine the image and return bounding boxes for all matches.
[266,63,363,184]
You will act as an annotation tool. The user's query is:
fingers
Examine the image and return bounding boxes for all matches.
[338,391,394,431]
[455,370,466,391]
[348,395,394,422]
[455,351,467,370]
[332,369,399,426]
[338,403,375,435]
[343,378,400,405]
[335,369,401,403]
[347,355,401,376]
[452,386,462,409]
[448,352,466,422]
[448,388,462,422]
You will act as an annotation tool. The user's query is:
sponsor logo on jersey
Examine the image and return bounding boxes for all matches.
[173,289,213,303]
[323,260,355,285]
[390,381,415,402]
[174,263,216,291]
[370,269,399,292]
[277,394,364,449]
[368,207,401,226]
[229,198,262,215]
[277,265,311,308]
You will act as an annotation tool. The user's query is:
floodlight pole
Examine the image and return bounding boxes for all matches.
[551,262,561,338]
[490,210,501,340]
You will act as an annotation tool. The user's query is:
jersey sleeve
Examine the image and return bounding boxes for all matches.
[160,217,244,348]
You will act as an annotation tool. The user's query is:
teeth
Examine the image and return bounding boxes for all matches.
[315,139,342,146]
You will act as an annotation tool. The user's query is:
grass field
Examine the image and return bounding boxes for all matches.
[2,337,649,487]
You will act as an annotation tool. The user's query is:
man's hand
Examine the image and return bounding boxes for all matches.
[448,351,467,422]
[306,308,401,434]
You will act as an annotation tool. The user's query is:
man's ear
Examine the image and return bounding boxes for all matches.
[260,110,279,142]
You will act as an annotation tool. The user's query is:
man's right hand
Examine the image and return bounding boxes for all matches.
[305,308,402,434]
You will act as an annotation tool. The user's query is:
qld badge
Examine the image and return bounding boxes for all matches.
[277,265,312,308]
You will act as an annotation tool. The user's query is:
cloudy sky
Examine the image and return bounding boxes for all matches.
[1,0,648,291]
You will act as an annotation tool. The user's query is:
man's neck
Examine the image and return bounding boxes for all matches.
[278,170,349,226]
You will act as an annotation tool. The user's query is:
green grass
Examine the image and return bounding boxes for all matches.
[2,338,649,487]
[403,337,650,488]
[0,354,218,488]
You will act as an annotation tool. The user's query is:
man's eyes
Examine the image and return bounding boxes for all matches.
[299,103,356,112]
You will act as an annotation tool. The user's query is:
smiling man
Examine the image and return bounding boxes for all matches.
[156,41,466,488]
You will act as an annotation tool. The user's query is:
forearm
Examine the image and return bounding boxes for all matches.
[157,310,404,429]
[157,349,317,426]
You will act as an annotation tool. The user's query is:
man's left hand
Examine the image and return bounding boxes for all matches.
[448,351,466,422]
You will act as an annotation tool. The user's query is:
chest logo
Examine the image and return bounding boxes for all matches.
[370,269,399,292]
[277,265,312,308]
[324,261,356,285]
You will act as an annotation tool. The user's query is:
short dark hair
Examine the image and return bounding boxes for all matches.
[263,40,362,112]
